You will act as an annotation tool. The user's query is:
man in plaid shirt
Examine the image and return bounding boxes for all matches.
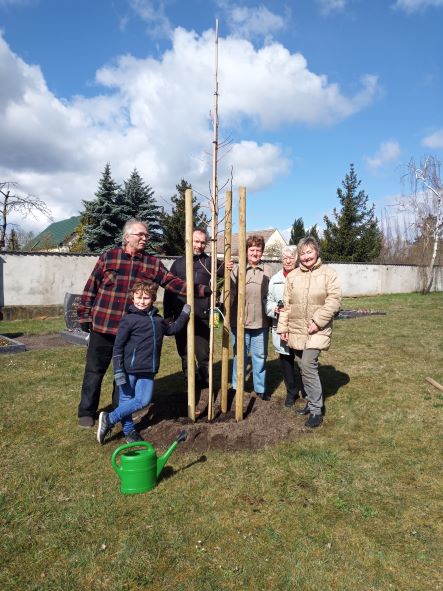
[77,218,210,428]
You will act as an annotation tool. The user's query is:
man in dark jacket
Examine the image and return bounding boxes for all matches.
[77,219,210,428]
[163,228,223,389]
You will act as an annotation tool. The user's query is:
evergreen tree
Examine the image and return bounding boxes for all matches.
[306,224,320,243]
[83,163,121,253]
[289,217,305,245]
[322,164,382,262]
[7,228,19,250]
[116,169,163,253]
[161,179,209,255]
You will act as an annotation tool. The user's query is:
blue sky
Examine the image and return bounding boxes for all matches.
[1,0,443,238]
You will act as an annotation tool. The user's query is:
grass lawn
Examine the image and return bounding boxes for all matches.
[0,293,442,590]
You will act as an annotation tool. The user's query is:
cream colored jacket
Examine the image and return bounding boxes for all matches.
[277,258,341,351]
[230,262,273,329]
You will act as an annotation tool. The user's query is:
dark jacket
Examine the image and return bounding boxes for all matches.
[163,253,223,321]
[112,305,189,375]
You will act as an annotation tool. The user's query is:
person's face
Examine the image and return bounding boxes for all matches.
[193,231,207,255]
[282,253,296,273]
[299,245,318,270]
[247,244,263,266]
[133,290,153,310]
[125,223,148,252]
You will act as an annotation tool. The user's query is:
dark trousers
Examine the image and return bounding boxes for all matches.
[175,319,210,387]
[279,350,304,398]
[78,331,119,418]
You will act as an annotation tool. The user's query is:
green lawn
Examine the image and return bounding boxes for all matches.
[0,293,442,591]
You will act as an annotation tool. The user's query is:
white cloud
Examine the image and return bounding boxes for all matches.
[393,0,443,13]
[128,0,172,38]
[217,1,287,42]
[365,140,401,171]
[0,27,378,228]
[422,128,443,148]
[316,0,348,15]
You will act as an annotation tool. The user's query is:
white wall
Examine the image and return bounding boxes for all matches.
[0,253,442,307]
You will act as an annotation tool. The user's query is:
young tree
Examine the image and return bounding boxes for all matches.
[0,181,52,251]
[289,217,305,245]
[117,169,164,253]
[83,163,121,253]
[322,164,382,262]
[161,179,209,255]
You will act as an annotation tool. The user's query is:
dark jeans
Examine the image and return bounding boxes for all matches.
[175,318,210,387]
[279,350,304,398]
[78,331,119,418]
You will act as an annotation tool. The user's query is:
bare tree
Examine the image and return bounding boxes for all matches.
[0,182,52,250]
[398,156,443,293]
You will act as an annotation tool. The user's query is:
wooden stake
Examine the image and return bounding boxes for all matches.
[185,189,196,421]
[425,376,443,393]
[235,186,247,422]
[221,189,232,413]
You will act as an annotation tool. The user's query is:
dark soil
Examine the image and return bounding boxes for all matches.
[10,333,309,452]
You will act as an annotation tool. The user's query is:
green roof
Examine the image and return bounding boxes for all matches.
[28,215,81,250]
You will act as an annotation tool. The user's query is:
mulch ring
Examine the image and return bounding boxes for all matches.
[2,333,74,350]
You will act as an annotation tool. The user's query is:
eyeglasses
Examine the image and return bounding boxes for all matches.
[129,233,148,238]
[283,256,296,261]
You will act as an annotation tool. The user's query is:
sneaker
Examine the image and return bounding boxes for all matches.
[296,403,310,416]
[78,416,94,428]
[125,430,144,443]
[97,411,112,444]
[305,414,323,428]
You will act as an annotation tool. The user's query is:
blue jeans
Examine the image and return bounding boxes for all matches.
[231,328,269,394]
[108,373,154,435]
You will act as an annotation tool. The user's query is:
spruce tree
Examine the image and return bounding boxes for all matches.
[289,217,305,245]
[306,224,320,243]
[83,163,121,253]
[322,164,382,262]
[161,179,209,255]
[116,169,163,253]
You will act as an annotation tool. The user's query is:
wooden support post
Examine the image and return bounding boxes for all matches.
[425,376,443,393]
[235,186,246,422]
[221,189,232,413]
[185,189,196,421]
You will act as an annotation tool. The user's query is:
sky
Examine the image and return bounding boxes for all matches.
[1,0,443,239]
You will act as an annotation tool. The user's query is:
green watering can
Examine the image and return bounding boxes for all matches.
[111,430,188,495]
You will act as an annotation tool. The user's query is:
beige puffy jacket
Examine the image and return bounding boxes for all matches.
[277,258,341,350]
[230,262,273,329]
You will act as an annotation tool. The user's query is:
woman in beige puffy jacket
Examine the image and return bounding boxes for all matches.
[277,237,341,428]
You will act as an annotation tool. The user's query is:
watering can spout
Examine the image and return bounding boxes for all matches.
[156,430,188,478]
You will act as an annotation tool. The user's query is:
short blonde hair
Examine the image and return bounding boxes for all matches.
[130,280,158,300]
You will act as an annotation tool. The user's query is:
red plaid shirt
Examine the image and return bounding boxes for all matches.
[78,247,207,335]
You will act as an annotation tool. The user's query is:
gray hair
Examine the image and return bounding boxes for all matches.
[122,219,148,245]
[281,245,298,261]
[297,236,320,254]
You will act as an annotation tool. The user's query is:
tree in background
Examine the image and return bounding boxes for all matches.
[321,164,382,262]
[289,217,305,245]
[83,164,121,253]
[161,179,209,255]
[6,228,19,250]
[306,224,320,243]
[116,169,163,253]
[0,181,52,251]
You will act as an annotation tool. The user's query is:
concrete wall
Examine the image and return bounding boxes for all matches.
[0,253,442,310]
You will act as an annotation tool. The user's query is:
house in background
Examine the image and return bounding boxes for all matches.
[26,215,81,252]
[215,228,288,259]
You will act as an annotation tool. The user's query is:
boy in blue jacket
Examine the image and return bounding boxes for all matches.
[97,280,190,445]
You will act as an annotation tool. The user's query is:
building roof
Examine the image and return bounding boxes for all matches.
[27,215,81,250]
[215,228,286,256]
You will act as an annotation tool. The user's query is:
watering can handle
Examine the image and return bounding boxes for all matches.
[111,441,153,473]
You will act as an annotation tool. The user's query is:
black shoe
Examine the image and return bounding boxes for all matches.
[97,411,112,444]
[125,430,144,443]
[255,392,270,401]
[296,403,310,416]
[284,392,296,408]
[305,414,323,428]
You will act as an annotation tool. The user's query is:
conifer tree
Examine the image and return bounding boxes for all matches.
[161,179,209,255]
[83,163,121,253]
[322,164,382,262]
[289,217,305,245]
[116,169,163,253]
[306,224,321,244]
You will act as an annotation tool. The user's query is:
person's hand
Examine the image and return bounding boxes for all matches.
[280,332,289,342]
[114,371,127,386]
[80,321,91,333]
[182,304,191,315]
[226,259,235,271]
[308,322,319,335]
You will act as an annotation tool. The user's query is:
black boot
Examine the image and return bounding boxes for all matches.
[284,391,297,408]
